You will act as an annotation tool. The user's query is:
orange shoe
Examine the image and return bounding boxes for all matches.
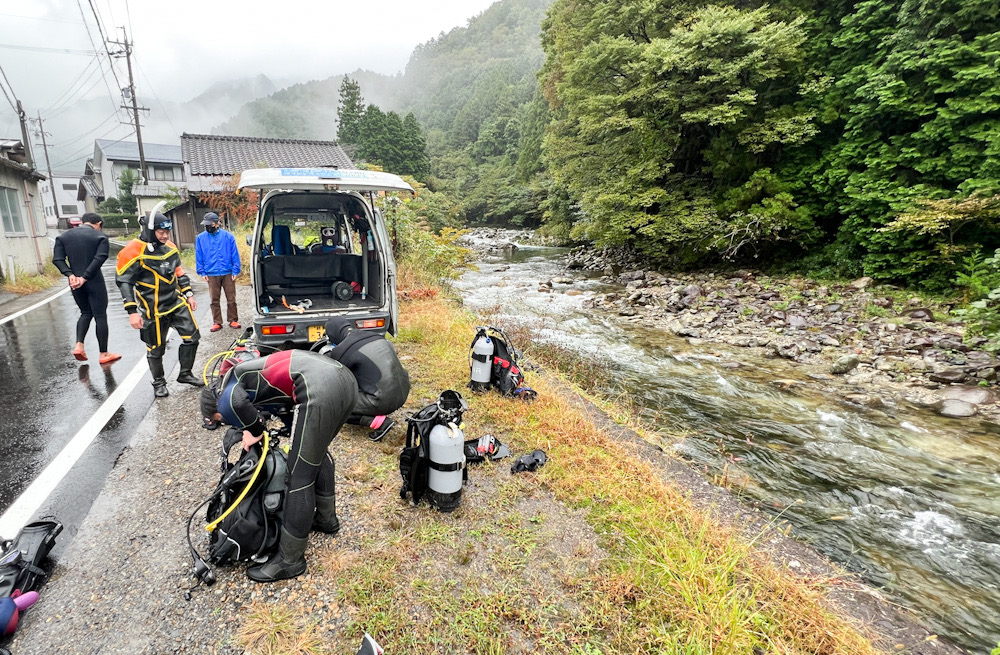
[210,324,223,332]
[99,352,122,365]
[229,321,242,329]
[73,344,87,361]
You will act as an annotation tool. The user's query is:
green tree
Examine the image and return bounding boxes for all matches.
[337,77,365,144]
[117,168,139,214]
[540,1,816,263]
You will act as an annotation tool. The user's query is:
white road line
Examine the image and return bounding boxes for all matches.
[0,356,149,540]
[0,286,71,326]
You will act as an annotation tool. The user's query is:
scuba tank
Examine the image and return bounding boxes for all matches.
[469,327,493,392]
[427,421,465,512]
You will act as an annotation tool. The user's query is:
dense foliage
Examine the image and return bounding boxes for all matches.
[214,0,1000,288]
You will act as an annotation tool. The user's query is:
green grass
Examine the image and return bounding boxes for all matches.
[1,263,62,295]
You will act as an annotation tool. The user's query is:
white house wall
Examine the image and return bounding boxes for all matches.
[0,167,52,278]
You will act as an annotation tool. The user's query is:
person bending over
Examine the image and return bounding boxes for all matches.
[116,212,202,398]
[320,317,410,441]
[200,349,357,582]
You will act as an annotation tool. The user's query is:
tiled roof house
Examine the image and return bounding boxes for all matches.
[0,139,50,278]
[166,134,352,246]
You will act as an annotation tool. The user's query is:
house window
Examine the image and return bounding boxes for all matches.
[152,166,175,182]
[61,205,78,214]
[62,183,77,191]
[0,187,25,233]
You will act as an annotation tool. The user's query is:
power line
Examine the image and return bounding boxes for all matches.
[42,55,102,114]
[76,0,121,118]
[46,70,110,121]
[0,44,98,56]
[49,111,121,148]
[0,63,19,113]
[0,12,85,26]
[51,126,133,170]
[134,57,178,139]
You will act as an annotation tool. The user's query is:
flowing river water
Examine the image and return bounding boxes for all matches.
[452,237,1000,653]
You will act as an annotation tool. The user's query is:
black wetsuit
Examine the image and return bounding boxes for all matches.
[52,226,110,351]
[217,350,358,540]
[322,318,410,421]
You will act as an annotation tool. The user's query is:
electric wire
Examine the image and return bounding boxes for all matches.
[49,111,121,149]
[51,126,133,170]
[0,44,98,56]
[0,12,85,26]
[134,57,178,139]
[41,56,103,115]
[45,71,111,122]
[75,0,121,118]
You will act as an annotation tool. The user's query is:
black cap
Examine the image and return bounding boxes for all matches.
[201,212,220,226]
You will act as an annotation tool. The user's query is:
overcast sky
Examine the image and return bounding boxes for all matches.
[0,0,499,169]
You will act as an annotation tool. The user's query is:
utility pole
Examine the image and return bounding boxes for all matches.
[15,100,33,170]
[109,29,148,182]
[33,112,60,229]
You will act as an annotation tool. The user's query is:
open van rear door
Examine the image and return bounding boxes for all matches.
[373,207,399,336]
[239,168,414,194]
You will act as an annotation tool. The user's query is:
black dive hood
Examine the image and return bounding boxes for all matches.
[140,200,170,252]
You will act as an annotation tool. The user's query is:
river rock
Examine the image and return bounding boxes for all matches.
[565,289,583,296]
[939,386,996,406]
[928,369,967,384]
[907,308,935,321]
[850,276,874,289]
[933,398,977,418]
[831,354,861,375]
[823,303,843,313]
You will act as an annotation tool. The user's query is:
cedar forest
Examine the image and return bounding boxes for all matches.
[215,0,1000,321]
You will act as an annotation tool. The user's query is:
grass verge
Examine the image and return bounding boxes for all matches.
[1,263,63,295]
[235,282,884,654]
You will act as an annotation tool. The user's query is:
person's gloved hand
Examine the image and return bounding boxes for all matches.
[511,450,547,474]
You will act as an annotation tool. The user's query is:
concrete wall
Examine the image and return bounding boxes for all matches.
[0,168,52,280]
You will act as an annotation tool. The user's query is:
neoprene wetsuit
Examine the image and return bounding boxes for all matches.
[52,226,111,351]
[217,350,358,540]
[322,317,410,420]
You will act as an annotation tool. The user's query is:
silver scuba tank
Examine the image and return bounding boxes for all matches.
[470,328,493,391]
[427,421,465,512]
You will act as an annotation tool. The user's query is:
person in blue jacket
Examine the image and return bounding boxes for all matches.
[195,212,241,332]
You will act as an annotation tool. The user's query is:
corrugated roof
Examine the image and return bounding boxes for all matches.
[96,139,182,164]
[182,133,352,176]
[78,175,103,201]
[0,157,44,182]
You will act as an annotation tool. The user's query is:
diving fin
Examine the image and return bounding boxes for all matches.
[0,519,63,597]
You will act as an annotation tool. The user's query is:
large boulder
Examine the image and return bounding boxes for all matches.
[831,354,861,375]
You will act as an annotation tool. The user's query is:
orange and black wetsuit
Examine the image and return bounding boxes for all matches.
[116,237,200,389]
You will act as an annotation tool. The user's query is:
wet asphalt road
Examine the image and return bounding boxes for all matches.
[0,260,208,556]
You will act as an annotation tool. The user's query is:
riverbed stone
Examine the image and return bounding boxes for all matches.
[939,386,996,406]
[831,354,861,375]
[850,276,874,289]
[928,369,967,384]
[933,398,978,418]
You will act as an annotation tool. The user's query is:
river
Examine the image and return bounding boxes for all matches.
[452,235,1000,653]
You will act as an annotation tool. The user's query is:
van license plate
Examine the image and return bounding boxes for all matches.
[308,325,326,342]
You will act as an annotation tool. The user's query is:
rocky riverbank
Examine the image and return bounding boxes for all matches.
[563,246,1000,424]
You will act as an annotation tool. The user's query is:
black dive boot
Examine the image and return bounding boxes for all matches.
[149,356,169,398]
[247,529,308,583]
[176,344,204,387]
[312,494,340,535]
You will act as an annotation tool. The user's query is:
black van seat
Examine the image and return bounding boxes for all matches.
[261,254,363,292]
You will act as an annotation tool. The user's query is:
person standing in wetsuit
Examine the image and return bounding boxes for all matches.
[116,211,202,398]
[320,316,410,441]
[52,212,121,365]
[199,350,357,582]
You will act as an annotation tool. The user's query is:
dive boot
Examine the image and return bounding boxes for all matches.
[176,371,204,387]
[176,344,205,387]
[149,357,169,398]
[312,494,340,535]
[247,529,307,583]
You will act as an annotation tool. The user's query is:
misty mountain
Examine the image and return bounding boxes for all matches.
[35,74,282,175]
[210,0,551,148]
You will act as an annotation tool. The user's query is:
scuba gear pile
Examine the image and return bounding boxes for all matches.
[0,520,62,598]
[185,427,287,596]
[468,326,537,400]
[400,391,468,512]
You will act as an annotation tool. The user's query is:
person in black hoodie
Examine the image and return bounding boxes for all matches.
[320,316,410,441]
[52,212,120,365]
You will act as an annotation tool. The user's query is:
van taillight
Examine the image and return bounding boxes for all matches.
[261,325,295,335]
[355,319,385,330]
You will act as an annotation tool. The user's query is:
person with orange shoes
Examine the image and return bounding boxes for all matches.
[195,212,241,333]
[52,212,121,365]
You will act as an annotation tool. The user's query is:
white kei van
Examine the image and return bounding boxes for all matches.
[237,168,413,349]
